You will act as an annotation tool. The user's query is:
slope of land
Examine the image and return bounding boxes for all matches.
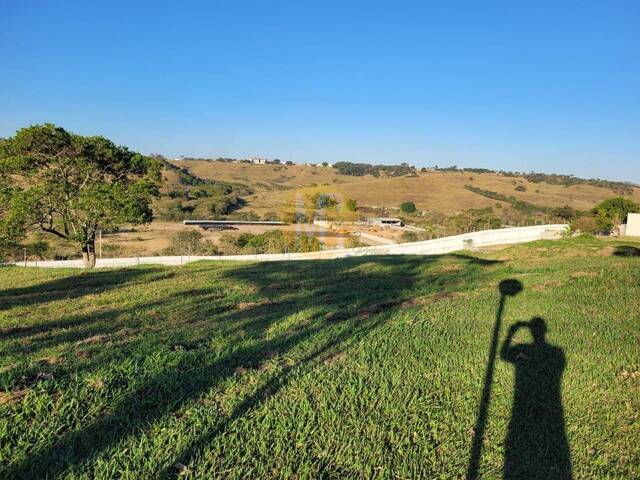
[1,237,639,478]
[170,160,640,216]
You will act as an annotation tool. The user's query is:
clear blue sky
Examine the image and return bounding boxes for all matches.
[1,1,638,182]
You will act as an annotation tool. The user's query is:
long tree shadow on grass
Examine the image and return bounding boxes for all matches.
[3,253,500,478]
[467,280,571,480]
[0,267,173,315]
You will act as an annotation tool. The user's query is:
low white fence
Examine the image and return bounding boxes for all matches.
[14,224,568,269]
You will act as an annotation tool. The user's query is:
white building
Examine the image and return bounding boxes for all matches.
[248,157,268,164]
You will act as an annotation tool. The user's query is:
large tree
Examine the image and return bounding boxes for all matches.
[0,124,160,267]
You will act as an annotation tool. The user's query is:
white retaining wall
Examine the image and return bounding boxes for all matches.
[14,224,568,269]
[626,213,640,237]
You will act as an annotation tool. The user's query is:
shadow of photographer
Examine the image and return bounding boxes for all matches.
[467,279,572,480]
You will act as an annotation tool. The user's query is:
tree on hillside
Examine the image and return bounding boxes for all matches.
[400,201,417,214]
[345,198,358,212]
[591,197,639,232]
[0,124,161,267]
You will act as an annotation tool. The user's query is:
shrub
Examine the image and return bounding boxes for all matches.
[345,198,358,212]
[218,230,321,255]
[312,193,337,209]
[400,231,423,242]
[157,201,195,221]
[162,230,218,255]
[400,201,417,214]
[263,211,281,222]
[282,211,308,224]
[345,236,365,248]
[552,205,579,221]
[591,197,639,232]
[515,185,527,192]
[209,194,240,217]
[569,216,601,235]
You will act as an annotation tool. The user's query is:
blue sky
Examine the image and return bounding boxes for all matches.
[1,0,638,182]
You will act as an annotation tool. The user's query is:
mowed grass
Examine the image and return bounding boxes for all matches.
[1,238,639,479]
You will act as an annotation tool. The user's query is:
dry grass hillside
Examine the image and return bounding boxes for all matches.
[171,160,640,216]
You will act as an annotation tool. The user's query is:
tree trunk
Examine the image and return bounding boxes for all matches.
[82,240,97,268]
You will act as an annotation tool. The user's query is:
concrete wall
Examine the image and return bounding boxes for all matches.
[15,224,568,269]
[626,213,640,237]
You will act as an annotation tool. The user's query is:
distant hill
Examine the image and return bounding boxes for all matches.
[157,158,640,222]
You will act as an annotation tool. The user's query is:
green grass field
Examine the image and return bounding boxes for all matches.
[1,237,639,479]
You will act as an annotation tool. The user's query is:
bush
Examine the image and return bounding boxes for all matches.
[591,197,639,232]
[263,211,281,221]
[209,195,239,217]
[552,205,579,221]
[345,198,358,212]
[400,231,423,242]
[162,230,218,255]
[569,216,601,235]
[312,193,337,209]
[157,201,195,221]
[282,211,308,224]
[400,201,417,214]
[515,185,527,192]
[218,230,321,255]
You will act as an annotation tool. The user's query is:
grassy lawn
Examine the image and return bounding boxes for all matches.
[1,237,639,479]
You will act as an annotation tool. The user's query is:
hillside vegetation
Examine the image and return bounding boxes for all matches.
[165,159,640,220]
[1,237,639,478]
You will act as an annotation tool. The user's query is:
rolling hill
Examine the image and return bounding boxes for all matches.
[164,159,640,218]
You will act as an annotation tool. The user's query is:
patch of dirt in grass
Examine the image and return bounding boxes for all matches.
[234,366,247,375]
[18,372,54,389]
[0,388,29,406]
[76,334,110,345]
[435,264,463,273]
[570,271,598,278]
[236,299,271,310]
[619,367,640,381]
[0,327,19,336]
[86,377,105,389]
[38,356,62,366]
[531,279,565,291]
[324,310,351,322]
[323,351,347,366]
[358,301,402,318]
[401,291,464,307]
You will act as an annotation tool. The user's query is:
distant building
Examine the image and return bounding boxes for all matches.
[247,157,269,164]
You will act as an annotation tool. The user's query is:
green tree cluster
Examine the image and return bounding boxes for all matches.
[0,124,160,267]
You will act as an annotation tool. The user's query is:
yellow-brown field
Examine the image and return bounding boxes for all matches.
[174,160,640,215]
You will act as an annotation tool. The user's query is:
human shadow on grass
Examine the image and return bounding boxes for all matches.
[467,280,571,480]
[500,318,571,479]
[3,253,500,478]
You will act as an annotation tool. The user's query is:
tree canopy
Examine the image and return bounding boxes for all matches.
[400,201,417,214]
[591,197,639,231]
[0,124,160,267]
